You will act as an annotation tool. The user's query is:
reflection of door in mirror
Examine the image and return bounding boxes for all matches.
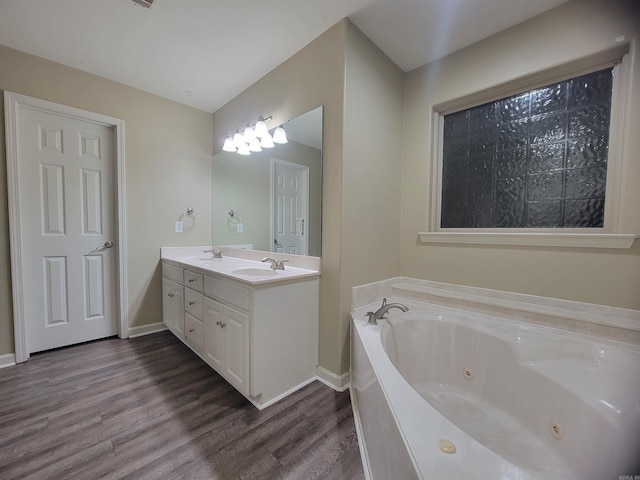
[272,158,309,255]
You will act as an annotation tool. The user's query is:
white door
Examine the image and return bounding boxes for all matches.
[16,106,118,354]
[271,158,309,255]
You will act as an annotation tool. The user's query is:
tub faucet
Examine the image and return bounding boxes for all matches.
[261,257,289,270]
[204,249,223,259]
[366,298,409,325]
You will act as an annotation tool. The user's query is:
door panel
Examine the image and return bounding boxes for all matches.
[40,163,66,234]
[81,168,103,235]
[44,256,68,325]
[84,255,105,318]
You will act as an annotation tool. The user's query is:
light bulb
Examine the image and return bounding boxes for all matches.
[222,135,236,152]
[260,132,275,148]
[248,137,262,152]
[254,117,269,138]
[243,124,257,143]
[237,143,250,155]
[273,126,288,144]
[233,131,244,148]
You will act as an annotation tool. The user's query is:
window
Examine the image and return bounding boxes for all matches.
[419,53,637,248]
[441,68,612,229]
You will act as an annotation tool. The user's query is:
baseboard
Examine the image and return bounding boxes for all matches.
[128,322,167,338]
[0,353,17,369]
[251,373,351,410]
[315,366,350,392]
[251,376,319,410]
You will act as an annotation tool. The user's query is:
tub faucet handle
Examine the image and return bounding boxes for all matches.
[365,311,377,325]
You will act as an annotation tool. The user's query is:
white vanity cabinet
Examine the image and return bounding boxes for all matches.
[161,259,319,409]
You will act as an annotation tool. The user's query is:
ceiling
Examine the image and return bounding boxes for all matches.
[0,0,568,113]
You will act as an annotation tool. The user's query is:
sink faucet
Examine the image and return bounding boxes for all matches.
[365,298,409,325]
[204,248,223,259]
[261,257,289,270]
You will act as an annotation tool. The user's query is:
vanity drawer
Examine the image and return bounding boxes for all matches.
[185,287,204,320]
[184,270,204,292]
[162,262,184,284]
[204,276,250,311]
[184,313,204,352]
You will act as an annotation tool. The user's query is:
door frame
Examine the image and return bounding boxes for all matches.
[270,157,309,255]
[4,91,128,363]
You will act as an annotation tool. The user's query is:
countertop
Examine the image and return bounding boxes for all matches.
[161,248,320,286]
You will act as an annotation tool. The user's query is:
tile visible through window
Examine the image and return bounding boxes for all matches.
[441,67,612,228]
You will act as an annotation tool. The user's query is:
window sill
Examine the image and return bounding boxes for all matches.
[418,232,637,249]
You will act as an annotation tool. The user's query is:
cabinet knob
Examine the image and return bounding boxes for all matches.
[215,320,221,326]
[189,301,196,306]
[221,322,227,328]
[188,278,195,283]
[168,293,174,298]
[189,328,195,333]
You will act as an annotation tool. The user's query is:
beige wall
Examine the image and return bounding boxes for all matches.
[213,21,347,374]
[401,0,640,309]
[211,140,322,255]
[0,45,213,355]
[341,24,404,371]
[212,19,404,376]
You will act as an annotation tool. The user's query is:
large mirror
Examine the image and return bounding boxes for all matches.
[211,106,323,256]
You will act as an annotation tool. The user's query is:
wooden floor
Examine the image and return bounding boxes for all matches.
[0,331,364,480]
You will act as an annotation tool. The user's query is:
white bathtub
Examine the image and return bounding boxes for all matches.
[351,303,640,480]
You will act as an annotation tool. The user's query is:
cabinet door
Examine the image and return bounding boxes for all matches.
[203,297,224,371]
[224,305,250,396]
[162,278,184,339]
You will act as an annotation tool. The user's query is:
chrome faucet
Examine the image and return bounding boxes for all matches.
[204,248,223,259]
[261,257,289,270]
[365,298,409,325]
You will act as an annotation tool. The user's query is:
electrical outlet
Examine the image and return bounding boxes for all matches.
[175,221,183,233]
[236,223,243,233]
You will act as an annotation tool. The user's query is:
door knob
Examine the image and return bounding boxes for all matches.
[97,240,114,249]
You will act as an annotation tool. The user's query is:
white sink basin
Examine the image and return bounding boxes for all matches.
[231,268,279,277]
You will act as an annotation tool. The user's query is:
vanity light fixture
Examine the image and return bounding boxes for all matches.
[248,136,262,152]
[233,131,245,148]
[243,124,257,143]
[224,115,286,156]
[272,125,288,144]
[222,135,236,152]
[260,132,275,149]
[237,142,251,156]
[254,116,269,138]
